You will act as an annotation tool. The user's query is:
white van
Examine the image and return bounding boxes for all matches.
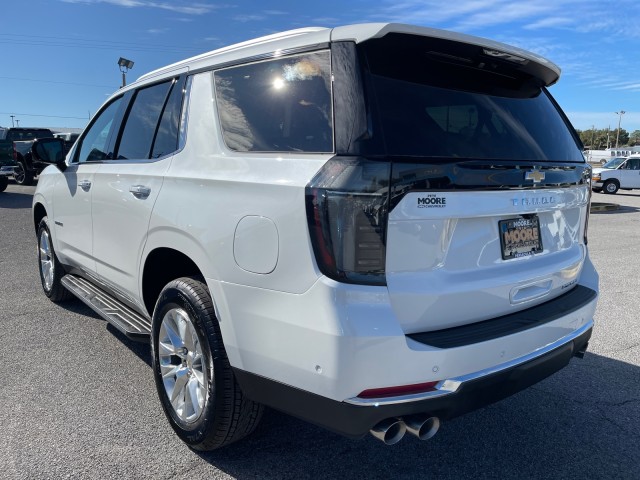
[592,156,640,193]
[31,23,598,449]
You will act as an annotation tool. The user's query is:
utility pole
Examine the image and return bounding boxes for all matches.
[615,111,626,148]
[10,115,14,127]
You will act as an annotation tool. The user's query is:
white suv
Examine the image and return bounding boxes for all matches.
[32,23,598,449]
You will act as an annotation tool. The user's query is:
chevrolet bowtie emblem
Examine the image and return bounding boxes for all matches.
[525,169,545,183]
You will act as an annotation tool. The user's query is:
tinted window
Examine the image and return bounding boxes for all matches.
[7,129,54,141]
[626,158,640,170]
[117,81,172,160]
[361,36,582,162]
[152,79,183,158]
[214,51,333,153]
[77,98,123,163]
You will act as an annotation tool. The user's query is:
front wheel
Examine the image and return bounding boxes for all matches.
[603,180,619,194]
[14,160,34,186]
[151,277,263,451]
[37,218,73,302]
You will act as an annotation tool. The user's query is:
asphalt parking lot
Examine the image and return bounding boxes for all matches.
[0,183,638,479]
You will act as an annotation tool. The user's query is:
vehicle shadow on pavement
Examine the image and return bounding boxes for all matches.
[106,324,152,367]
[190,352,640,479]
[57,298,153,367]
[592,204,640,214]
[0,191,34,209]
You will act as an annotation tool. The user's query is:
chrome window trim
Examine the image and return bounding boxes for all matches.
[344,319,594,407]
[178,75,193,152]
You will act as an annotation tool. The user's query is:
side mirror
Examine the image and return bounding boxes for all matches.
[32,138,67,171]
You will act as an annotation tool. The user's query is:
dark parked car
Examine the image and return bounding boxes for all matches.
[0,127,56,185]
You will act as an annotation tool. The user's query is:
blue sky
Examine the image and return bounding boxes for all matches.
[2,0,638,134]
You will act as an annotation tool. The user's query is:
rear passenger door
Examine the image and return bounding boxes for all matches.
[91,76,186,305]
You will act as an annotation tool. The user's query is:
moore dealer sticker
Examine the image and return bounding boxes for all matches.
[417,194,447,208]
[499,216,543,260]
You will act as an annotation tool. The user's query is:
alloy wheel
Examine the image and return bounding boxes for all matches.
[158,308,208,424]
[39,229,54,291]
[14,163,25,184]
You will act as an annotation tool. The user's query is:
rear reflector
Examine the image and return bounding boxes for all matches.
[357,381,439,399]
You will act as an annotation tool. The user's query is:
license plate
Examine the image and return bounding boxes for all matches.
[499,216,543,260]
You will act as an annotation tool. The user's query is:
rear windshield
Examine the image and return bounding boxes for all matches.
[6,129,54,141]
[361,35,582,162]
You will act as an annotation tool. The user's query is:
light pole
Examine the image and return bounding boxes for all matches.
[15,119,19,127]
[10,115,14,127]
[615,110,626,148]
[118,57,135,88]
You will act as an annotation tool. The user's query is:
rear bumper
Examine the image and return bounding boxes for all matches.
[234,321,592,438]
[0,165,15,176]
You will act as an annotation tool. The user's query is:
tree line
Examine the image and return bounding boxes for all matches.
[575,127,640,150]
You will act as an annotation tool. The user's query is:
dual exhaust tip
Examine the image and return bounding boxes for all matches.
[370,416,440,445]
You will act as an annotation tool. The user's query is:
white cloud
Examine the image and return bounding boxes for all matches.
[366,0,638,38]
[523,17,573,30]
[60,0,223,15]
[232,14,265,22]
[612,84,640,92]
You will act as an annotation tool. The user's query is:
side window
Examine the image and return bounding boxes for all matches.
[76,97,123,163]
[151,78,184,158]
[116,81,172,160]
[214,50,333,153]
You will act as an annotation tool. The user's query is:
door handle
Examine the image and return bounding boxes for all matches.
[78,180,91,191]
[129,185,151,199]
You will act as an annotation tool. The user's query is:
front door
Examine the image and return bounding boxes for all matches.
[619,157,640,188]
[52,97,125,273]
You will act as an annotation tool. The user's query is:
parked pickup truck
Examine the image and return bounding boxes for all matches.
[592,156,640,194]
[0,127,56,186]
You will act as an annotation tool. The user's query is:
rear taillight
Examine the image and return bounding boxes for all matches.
[305,157,390,285]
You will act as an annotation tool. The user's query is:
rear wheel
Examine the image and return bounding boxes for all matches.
[37,217,73,302]
[603,180,619,194]
[14,160,34,186]
[151,277,263,451]
[0,176,7,192]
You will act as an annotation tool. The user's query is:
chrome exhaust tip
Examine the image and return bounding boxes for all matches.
[370,418,406,445]
[404,415,440,441]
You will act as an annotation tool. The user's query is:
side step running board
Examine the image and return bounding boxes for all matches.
[61,274,151,342]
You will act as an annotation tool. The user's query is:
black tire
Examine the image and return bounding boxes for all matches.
[603,180,619,194]
[151,277,263,451]
[14,160,34,186]
[37,217,73,302]
[592,187,602,193]
[0,176,7,192]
